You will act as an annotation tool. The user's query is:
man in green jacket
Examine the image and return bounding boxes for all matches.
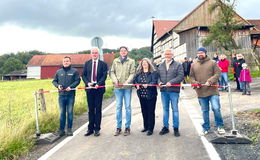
[110,46,135,136]
[190,47,225,136]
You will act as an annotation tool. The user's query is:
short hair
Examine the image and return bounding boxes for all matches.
[63,56,71,61]
[236,53,244,59]
[164,49,173,54]
[119,46,128,51]
[91,47,99,53]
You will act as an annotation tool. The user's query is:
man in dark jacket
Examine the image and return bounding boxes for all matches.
[233,54,246,92]
[190,47,225,136]
[157,49,184,137]
[52,56,81,136]
[82,47,108,137]
[182,57,191,86]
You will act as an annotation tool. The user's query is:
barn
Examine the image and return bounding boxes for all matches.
[151,0,260,64]
[27,53,115,79]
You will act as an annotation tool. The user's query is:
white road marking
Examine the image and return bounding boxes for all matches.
[38,101,116,160]
[181,92,221,160]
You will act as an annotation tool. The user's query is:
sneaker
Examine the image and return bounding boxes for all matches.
[59,130,65,137]
[217,127,226,135]
[200,130,209,136]
[114,128,121,136]
[159,127,169,135]
[67,128,73,136]
[123,128,130,136]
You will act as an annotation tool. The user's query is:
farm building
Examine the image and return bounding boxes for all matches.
[151,0,260,64]
[3,70,27,80]
[27,53,115,79]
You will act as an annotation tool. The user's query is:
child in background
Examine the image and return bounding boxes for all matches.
[239,63,252,95]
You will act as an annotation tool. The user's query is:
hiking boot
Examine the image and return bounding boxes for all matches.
[159,127,169,135]
[59,130,65,137]
[114,128,121,136]
[123,128,131,136]
[67,128,73,136]
[217,127,226,135]
[173,128,180,137]
[200,130,209,136]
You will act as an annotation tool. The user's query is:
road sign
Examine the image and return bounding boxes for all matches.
[91,37,103,48]
[91,37,104,60]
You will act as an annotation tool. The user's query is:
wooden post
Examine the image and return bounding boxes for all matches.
[38,89,46,112]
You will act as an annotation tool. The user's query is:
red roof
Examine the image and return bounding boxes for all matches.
[27,55,47,66]
[153,20,179,39]
[247,19,260,31]
[27,54,115,67]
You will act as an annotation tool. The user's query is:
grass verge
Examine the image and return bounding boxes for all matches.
[0,78,114,160]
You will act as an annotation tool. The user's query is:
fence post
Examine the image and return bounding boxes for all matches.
[38,89,46,112]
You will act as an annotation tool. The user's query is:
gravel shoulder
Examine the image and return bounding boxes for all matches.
[207,78,260,160]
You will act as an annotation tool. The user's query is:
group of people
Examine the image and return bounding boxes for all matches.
[212,53,252,95]
[52,46,230,137]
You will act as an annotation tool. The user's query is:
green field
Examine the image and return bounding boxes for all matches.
[0,78,113,159]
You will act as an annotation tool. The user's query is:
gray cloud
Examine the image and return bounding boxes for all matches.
[0,0,258,39]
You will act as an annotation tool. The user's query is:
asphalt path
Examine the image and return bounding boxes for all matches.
[38,88,218,160]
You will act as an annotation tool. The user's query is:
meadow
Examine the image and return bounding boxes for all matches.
[0,78,113,159]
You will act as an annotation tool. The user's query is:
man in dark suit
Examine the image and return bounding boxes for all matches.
[82,47,108,136]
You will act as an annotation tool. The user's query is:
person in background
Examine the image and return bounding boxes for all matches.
[188,57,193,66]
[110,46,135,136]
[212,53,219,63]
[239,63,252,95]
[157,49,184,137]
[133,58,158,136]
[218,54,229,91]
[82,47,108,137]
[52,56,81,136]
[182,57,191,88]
[190,47,225,136]
[231,53,237,81]
[233,54,245,92]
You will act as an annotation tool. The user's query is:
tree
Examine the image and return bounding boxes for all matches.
[2,58,25,74]
[128,47,153,62]
[202,0,241,51]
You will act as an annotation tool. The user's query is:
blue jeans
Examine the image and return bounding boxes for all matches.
[239,81,245,90]
[58,95,75,131]
[114,89,132,128]
[219,72,228,90]
[161,92,180,128]
[198,95,224,131]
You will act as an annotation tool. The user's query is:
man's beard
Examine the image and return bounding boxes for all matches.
[198,55,205,60]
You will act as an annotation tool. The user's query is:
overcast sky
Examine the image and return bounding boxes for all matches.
[0,0,259,55]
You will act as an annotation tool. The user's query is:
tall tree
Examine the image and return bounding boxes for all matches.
[202,0,241,51]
